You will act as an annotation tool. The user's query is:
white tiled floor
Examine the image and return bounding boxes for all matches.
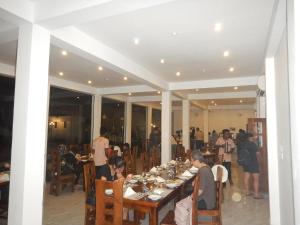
[42,157,270,225]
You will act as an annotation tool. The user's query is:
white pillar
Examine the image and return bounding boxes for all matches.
[256,96,266,118]
[161,91,172,163]
[203,109,209,143]
[287,0,300,223]
[265,57,281,225]
[8,24,50,225]
[125,101,132,144]
[147,106,152,138]
[92,94,102,140]
[182,100,190,150]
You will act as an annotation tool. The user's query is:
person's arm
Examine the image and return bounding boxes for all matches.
[229,139,236,152]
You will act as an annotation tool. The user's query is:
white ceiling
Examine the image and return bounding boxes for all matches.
[78,0,274,82]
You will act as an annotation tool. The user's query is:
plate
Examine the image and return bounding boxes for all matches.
[148,194,162,201]
[177,176,189,180]
[105,189,113,195]
[166,183,179,189]
[128,179,138,184]
[189,169,198,174]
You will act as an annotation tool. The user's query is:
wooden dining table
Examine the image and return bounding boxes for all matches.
[123,168,196,225]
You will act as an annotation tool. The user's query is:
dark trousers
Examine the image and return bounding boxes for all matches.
[95,164,107,179]
[223,161,232,182]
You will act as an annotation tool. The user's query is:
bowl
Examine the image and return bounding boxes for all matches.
[128,179,138,184]
[148,194,162,201]
[166,183,178,189]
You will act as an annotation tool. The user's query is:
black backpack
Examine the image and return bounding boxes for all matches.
[237,146,251,166]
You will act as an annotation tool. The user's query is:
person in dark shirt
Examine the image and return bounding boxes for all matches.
[61,148,81,184]
[239,133,263,199]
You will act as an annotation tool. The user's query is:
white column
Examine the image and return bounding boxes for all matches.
[256,96,266,118]
[287,0,300,224]
[203,109,209,143]
[265,57,281,225]
[147,106,152,138]
[182,100,190,150]
[8,24,50,225]
[161,91,172,163]
[92,94,102,140]
[125,101,132,144]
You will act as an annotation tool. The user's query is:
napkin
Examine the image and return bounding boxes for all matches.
[185,159,190,164]
[124,187,136,198]
[156,176,165,183]
[182,170,193,177]
[150,167,157,173]
[190,166,198,171]
[161,163,167,169]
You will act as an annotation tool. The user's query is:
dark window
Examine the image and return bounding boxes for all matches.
[131,104,146,149]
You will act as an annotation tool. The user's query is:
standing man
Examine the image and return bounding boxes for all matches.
[215,129,236,185]
[93,127,109,179]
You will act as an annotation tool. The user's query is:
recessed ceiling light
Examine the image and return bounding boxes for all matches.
[157,91,161,94]
[195,89,199,92]
[211,100,215,104]
[214,103,217,106]
[229,67,235,72]
[61,50,68,56]
[76,96,80,99]
[202,69,206,73]
[105,78,109,81]
[214,23,222,32]
[234,86,238,90]
[59,72,64,76]
[176,72,181,76]
[98,66,103,71]
[123,76,128,81]
[172,32,177,36]
[128,92,132,96]
[240,100,243,103]
[160,59,165,64]
[133,38,140,45]
[223,51,229,57]
[88,80,92,84]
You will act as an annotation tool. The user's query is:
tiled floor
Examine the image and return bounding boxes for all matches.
[1,156,270,225]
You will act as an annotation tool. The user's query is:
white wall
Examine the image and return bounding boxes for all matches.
[173,108,254,134]
[208,109,255,133]
[274,29,295,225]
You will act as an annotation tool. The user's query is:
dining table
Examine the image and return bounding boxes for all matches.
[123,163,196,225]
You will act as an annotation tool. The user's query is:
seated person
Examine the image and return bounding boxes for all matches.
[101,156,132,181]
[175,150,216,225]
[61,147,81,184]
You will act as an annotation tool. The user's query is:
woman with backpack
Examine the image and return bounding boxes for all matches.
[238,132,263,199]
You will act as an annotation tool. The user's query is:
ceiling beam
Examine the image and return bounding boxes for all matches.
[35,0,178,29]
[208,104,255,110]
[51,27,168,90]
[169,76,259,91]
[188,91,257,100]
[0,0,34,25]
[128,95,180,103]
[98,85,156,95]
[49,76,97,95]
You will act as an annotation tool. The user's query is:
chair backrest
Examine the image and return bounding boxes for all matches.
[191,166,223,225]
[83,161,96,198]
[95,178,125,225]
[50,148,62,178]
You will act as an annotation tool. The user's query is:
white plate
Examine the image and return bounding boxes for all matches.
[189,169,198,174]
[105,189,113,195]
[148,194,162,201]
[211,165,228,183]
[128,179,138,184]
[166,183,179,189]
[177,176,189,180]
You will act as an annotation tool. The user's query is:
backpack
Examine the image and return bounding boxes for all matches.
[237,147,251,166]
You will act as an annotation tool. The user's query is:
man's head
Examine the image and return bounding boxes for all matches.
[222,129,230,139]
[191,150,205,167]
[114,156,125,174]
[123,143,130,150]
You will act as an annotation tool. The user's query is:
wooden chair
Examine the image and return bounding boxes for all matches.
[192,166,223,225]
[49,148,75,196]
[83,161,96,225]
[95,178,139,225]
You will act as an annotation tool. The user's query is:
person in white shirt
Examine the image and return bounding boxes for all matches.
[215,129,236,185]
[92,127,109,179]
